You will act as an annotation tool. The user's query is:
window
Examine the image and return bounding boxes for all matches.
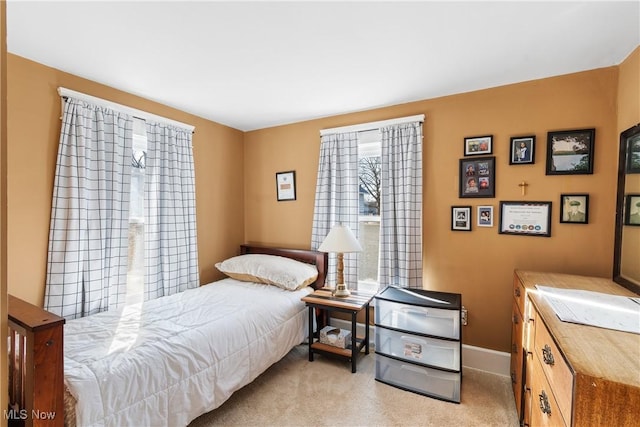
[313,116,423,293]
[126,118,147,304]
[45,91,199,319]
[358,130,381,293]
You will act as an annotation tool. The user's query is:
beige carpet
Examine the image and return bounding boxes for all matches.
[189,345,519,427]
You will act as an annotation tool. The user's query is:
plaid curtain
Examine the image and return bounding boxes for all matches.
[144,122,199,299]
[379,122,423,289]
[44,98,133,319]
[311,131,359,287]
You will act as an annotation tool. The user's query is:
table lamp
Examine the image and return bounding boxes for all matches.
[318,224,363,297]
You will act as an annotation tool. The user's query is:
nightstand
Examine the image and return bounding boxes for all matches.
[301,289,375,373]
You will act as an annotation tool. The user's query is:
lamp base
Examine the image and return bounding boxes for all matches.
[333,284,351,298]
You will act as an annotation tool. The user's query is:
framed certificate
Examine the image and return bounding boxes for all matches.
[499,201,552,237]
[276,170,296,201]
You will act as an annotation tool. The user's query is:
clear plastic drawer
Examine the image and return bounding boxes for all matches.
[375,327,460,371]
[375,354,461,403]
[375,299,460,339]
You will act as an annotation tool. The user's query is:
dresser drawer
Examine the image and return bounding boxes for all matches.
[513,275,526,318]
[511,303,525,366]
[375,299,459,339]
[375,354,461,402]
[531,353,568,427]
[524,297,536,353]
[510,303,525,415]
[523,350,534,427]
[376,326,460,371]
[534,315,573,425]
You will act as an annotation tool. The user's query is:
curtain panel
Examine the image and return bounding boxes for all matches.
[44,98,133,319]
[380,122,423,289]
[144,123,199,299]
[311,131,360,287]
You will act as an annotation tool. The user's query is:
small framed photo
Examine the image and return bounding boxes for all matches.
[276,170,296,201]
[546,128,595,175]
[464,135,492,156]
[499,201,552,237]
[626,131,640,174]
[560,194,589,224]
[452,206,472,231]
[477,205,494,227]
[624,194,640,226]
[459,156,495,198]
[509,136,535,165]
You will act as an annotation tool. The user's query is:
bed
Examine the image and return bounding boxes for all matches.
[62,245,327,427]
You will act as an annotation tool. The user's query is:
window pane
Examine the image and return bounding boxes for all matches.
[358,130,381,291]
[126,125,146,304]
[358,218,380,288]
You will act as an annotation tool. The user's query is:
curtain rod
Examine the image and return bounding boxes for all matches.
[319,114,424,136]
[57,87,196,133]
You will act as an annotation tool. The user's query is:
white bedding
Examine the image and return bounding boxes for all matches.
[63,278,313,427]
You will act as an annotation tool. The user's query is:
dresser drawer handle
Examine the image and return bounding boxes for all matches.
[542,344,555,365]
[511,372,516,384]
[512,343,518,354]
[539,390,552,415]
[515,287,521,298]
[513,314,519,325]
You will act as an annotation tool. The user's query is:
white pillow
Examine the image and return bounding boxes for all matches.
[215,254,318,291]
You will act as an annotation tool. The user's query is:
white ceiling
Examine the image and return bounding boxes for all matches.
[7,1,640,131]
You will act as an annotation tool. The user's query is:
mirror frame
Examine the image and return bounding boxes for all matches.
[613,123,640,294]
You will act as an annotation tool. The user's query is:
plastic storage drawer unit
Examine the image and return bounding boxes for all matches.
[375,298,460,340]
[374,286,462,403]
[376,354,461,402]
[375,326,460,371]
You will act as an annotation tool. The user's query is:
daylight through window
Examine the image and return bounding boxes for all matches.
[126,118,147,304]
[358,129,381,292]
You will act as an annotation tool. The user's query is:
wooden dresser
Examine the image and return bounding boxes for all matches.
[511,270,640,426]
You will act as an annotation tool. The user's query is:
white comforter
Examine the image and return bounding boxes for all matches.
[63,279,312,427]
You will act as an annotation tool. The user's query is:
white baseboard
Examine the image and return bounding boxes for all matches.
[462,344,511,377]
[329,319,511,378]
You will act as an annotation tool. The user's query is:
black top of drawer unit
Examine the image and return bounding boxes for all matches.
[375,286,461,310]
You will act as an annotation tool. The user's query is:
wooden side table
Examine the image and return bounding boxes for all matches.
[301,289,375,373]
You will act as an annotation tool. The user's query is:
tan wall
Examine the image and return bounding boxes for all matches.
[245,67,621,352]
[618,46,640,131]
[7,54,245,306]
[618,47,640,282]
[1,2,8,422]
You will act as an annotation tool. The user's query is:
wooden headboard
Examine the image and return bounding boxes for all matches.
[240,244,328,289]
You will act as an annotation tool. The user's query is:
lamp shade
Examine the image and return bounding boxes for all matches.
[318,224,363,253]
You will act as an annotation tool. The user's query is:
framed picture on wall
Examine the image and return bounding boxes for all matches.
[451,206,472,231]
[464,135,493,156]
[546,128,595,175]
[560,194,589,224]
[624,194,640,226]
[509,136,535,165]
[626,132,640,173]
[477,205,494,227]
[276,170,296,201]
[499,201,552,237]
[459,156,495,198]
